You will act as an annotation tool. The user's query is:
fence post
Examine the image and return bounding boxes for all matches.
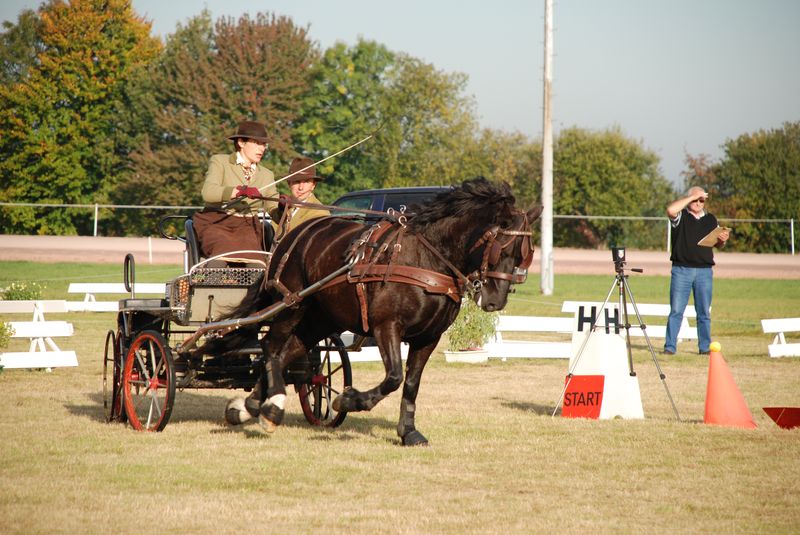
[666,219,671,253]
[93,204,99,237]
[791,219,795,256]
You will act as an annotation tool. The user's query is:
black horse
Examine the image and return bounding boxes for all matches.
[223,177,541,445]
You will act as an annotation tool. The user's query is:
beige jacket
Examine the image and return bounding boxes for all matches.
[201,153,279,215]
[270,192,330,239]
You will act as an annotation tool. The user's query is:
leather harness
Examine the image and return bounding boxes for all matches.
[263,199,534,332]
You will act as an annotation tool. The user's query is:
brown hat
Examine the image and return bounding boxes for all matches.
[287,157,324,182]
[227,120,268,143]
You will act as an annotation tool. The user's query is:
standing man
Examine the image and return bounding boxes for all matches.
[270,156,330,241]
[664,186,730,355]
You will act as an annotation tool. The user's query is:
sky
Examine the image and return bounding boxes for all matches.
[2,0,799,185]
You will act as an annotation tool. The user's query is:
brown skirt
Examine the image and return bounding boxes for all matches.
[192,211,266,261]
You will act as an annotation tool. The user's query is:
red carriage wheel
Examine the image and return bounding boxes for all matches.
[298,335,352,428]
[122,330,176,432]
[102,329,127,422]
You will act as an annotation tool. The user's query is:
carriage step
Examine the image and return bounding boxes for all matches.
[119,298,169,309]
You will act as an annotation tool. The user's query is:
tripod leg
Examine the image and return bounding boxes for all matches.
[619,275,636,377]
[623,278,681,421]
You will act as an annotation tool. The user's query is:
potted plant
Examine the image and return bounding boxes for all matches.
[443,299,498,363]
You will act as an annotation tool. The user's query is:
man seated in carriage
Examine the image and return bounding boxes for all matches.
[270,156,330,242]
[193,120,279,265]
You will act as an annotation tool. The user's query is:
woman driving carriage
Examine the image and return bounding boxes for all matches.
[193,120,279,263]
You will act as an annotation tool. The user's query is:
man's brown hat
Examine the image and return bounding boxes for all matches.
[287,157,324,182]
[227,120,268,143]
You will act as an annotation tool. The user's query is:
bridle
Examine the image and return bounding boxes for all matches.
[467,210,534,287]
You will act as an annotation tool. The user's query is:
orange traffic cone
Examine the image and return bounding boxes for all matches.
[704,349,757,428]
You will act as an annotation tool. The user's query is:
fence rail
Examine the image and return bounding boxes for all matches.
[1,201,795,254]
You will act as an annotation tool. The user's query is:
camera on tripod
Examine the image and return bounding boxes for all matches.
[611,246,626,270]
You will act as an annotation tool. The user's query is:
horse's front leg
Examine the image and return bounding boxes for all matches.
[397,339,438,447]
[257,331,310,433]
[333,323,404,412]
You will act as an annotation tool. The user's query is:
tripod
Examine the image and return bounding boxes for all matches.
[553,254,681,421]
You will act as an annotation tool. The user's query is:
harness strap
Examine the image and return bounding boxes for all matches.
[323,264,462,303]
[413,232,474,295]
[356,283,369,331]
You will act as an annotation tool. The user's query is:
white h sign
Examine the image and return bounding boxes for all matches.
[567,303,644,420]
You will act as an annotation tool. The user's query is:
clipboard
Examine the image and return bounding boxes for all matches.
[697,226,731,247]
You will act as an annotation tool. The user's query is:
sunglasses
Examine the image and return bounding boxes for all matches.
[695,198,706,204]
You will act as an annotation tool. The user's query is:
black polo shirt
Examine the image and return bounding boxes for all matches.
[669,208,718,267]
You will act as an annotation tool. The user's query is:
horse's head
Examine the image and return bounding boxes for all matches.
[467,204,543,312]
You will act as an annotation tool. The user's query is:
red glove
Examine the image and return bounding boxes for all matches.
[278,194,292,206]
[235,186,262,199]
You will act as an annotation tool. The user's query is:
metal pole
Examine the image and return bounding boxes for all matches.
[540,0,554,295]
[666,219,671,254]
[93,203,99,237]
[791,218,795,255]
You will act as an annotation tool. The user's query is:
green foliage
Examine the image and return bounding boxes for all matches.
[293,39,396,201]
[445,299,498,350]
[115,11,317,235]
[294,41,483,202]
[0,9,42,85]
[0,0,161,235]
[0,321,13,350]
[554,126,674,248]
[1,280,44,300]
[375,55,478,188]
[686,121,800,253]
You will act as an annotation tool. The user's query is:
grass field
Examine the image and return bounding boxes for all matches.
[1,261,799,534]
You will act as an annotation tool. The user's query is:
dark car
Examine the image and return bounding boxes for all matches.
[331,185,452,219]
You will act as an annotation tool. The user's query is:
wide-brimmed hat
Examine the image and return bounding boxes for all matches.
[227,120,268,143]
[287,157,324,182]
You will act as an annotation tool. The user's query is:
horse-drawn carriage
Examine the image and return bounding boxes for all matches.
[103,178,541,445]
[103,214,353,432]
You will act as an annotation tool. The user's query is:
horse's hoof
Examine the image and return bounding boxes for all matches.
[224,397,253,426]
[332,393,349,412]
[401,430,429,447]
[244,393,261,418]
[258,401,284,433]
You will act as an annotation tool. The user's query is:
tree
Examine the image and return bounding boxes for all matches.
[0,0,159,234]
[375,54,478,189]
[117,11,317,234]
[0,9,42,85]
[292,39,396,202]
[294,41,484,202]
[691,122,800,253]
[553,127,673,248]
[0,0,161,235]
[461,128,542,210]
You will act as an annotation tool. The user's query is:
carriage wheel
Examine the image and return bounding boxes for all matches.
[122,330,176,432]
[298,335,352,428]
[103,330,126,422]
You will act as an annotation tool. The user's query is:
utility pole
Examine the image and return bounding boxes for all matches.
[540,0,554,295]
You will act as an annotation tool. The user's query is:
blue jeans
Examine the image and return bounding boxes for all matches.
[664,266,713,353]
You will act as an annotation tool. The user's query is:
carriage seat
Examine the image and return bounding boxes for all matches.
[185,217,274,270]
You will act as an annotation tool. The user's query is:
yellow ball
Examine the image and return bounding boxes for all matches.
[709,341,721,352]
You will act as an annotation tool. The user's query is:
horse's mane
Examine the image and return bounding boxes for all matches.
[408,177,516,231]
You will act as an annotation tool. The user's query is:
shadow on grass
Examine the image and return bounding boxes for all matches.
[68,389,399,442]
[498,398,561,416]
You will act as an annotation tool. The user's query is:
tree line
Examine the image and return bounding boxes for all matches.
[1,1,797,252]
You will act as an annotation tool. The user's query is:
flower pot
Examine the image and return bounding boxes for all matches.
[444,349,489,363]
